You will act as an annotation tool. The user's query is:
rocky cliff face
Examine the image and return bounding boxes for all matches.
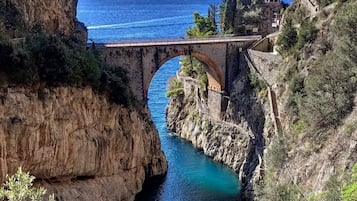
[166,59,266,200]
[167,1,357,200]
[2,0,85,38]
[261,1,357,199]
[0,0,87,38]
[0,86,167,200]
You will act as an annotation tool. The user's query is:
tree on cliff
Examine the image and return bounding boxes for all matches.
[0,167,55,201]
[186,12,217,37]
[276,17,297,54]
[220,0,237,34]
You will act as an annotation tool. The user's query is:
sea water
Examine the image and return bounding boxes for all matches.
[77,1,240,200]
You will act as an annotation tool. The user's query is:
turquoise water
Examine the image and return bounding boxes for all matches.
[77,1,240,200]
[143,59,240,201]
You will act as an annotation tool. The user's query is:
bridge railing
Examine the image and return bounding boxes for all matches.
[90,35,262,47]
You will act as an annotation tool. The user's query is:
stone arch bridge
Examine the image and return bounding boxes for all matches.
[98,36,261,119]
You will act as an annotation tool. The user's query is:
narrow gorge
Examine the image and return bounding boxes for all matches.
[0,0,356,200]
[0,0,168,200]
[166,52,267,200]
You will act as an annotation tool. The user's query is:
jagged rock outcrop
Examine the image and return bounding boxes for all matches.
[0,86,167,200]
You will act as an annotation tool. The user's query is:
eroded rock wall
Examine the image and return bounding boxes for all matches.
[0,86,167,200]
[11,0,79,36]
[166,59,266,200]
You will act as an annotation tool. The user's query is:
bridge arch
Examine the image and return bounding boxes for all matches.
[143,51,224,99]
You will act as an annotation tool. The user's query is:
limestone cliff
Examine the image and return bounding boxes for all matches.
[166,58,266,200]
[167,1,357,200]
[15,0,77,34]
[1,0,85,38]
[0,86,167,200]
[0,0,168,200]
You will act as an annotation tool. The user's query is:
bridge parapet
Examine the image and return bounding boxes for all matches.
[98,36,260,119]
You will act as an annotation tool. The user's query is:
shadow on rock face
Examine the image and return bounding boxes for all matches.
[134,173,167,201]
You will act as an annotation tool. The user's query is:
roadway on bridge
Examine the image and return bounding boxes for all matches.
[101,35,262,48]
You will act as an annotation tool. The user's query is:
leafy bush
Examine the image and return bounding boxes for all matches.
[100,65,133,106]
[186,12,217,37]
[285,0,357,138]
[26,34,101,87]
[0,33,133,106]
[0,167,54,201]
[342,163,357,201]
[266,134,288,170]
[297,21,316,49]
[276,17,297,55]
[301,51,354,130]
[286,73,304,116]
[249,71,266,94]
[166,77,184,98]
[243,9,262,24]
[332,0,357,47]
[180,56,208,93]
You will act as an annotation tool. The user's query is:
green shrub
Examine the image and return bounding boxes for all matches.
[0,1,27,38]
[199,74,208,93]
[308,175,342,201]
[301,52,354,130]
[293,5,308,24]
[186,12,217,37]
[274,183,300,201]
[344,121,357,136]
[286,73,304,116]
[166,77,184,98]
[180,56,208,93]
[291,119,308,135]
[26,35,101,87]
[0,33,132,106]
[342,163,357,201]
[258,173,302,201]
[297,21,316,50]
[324,175,343,201]
[283,0,357,142]
[266,134,288,170]
[276,17,297,55]
[249,71,266,94]
[0,167,55,201]
[100,65,133,106]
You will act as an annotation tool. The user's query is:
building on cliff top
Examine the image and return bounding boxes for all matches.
[240,0,283,36]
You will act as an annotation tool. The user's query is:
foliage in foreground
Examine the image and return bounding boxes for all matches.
[0,167,54,201]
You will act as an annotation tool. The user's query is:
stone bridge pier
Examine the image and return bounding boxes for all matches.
[98,37,260,119]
